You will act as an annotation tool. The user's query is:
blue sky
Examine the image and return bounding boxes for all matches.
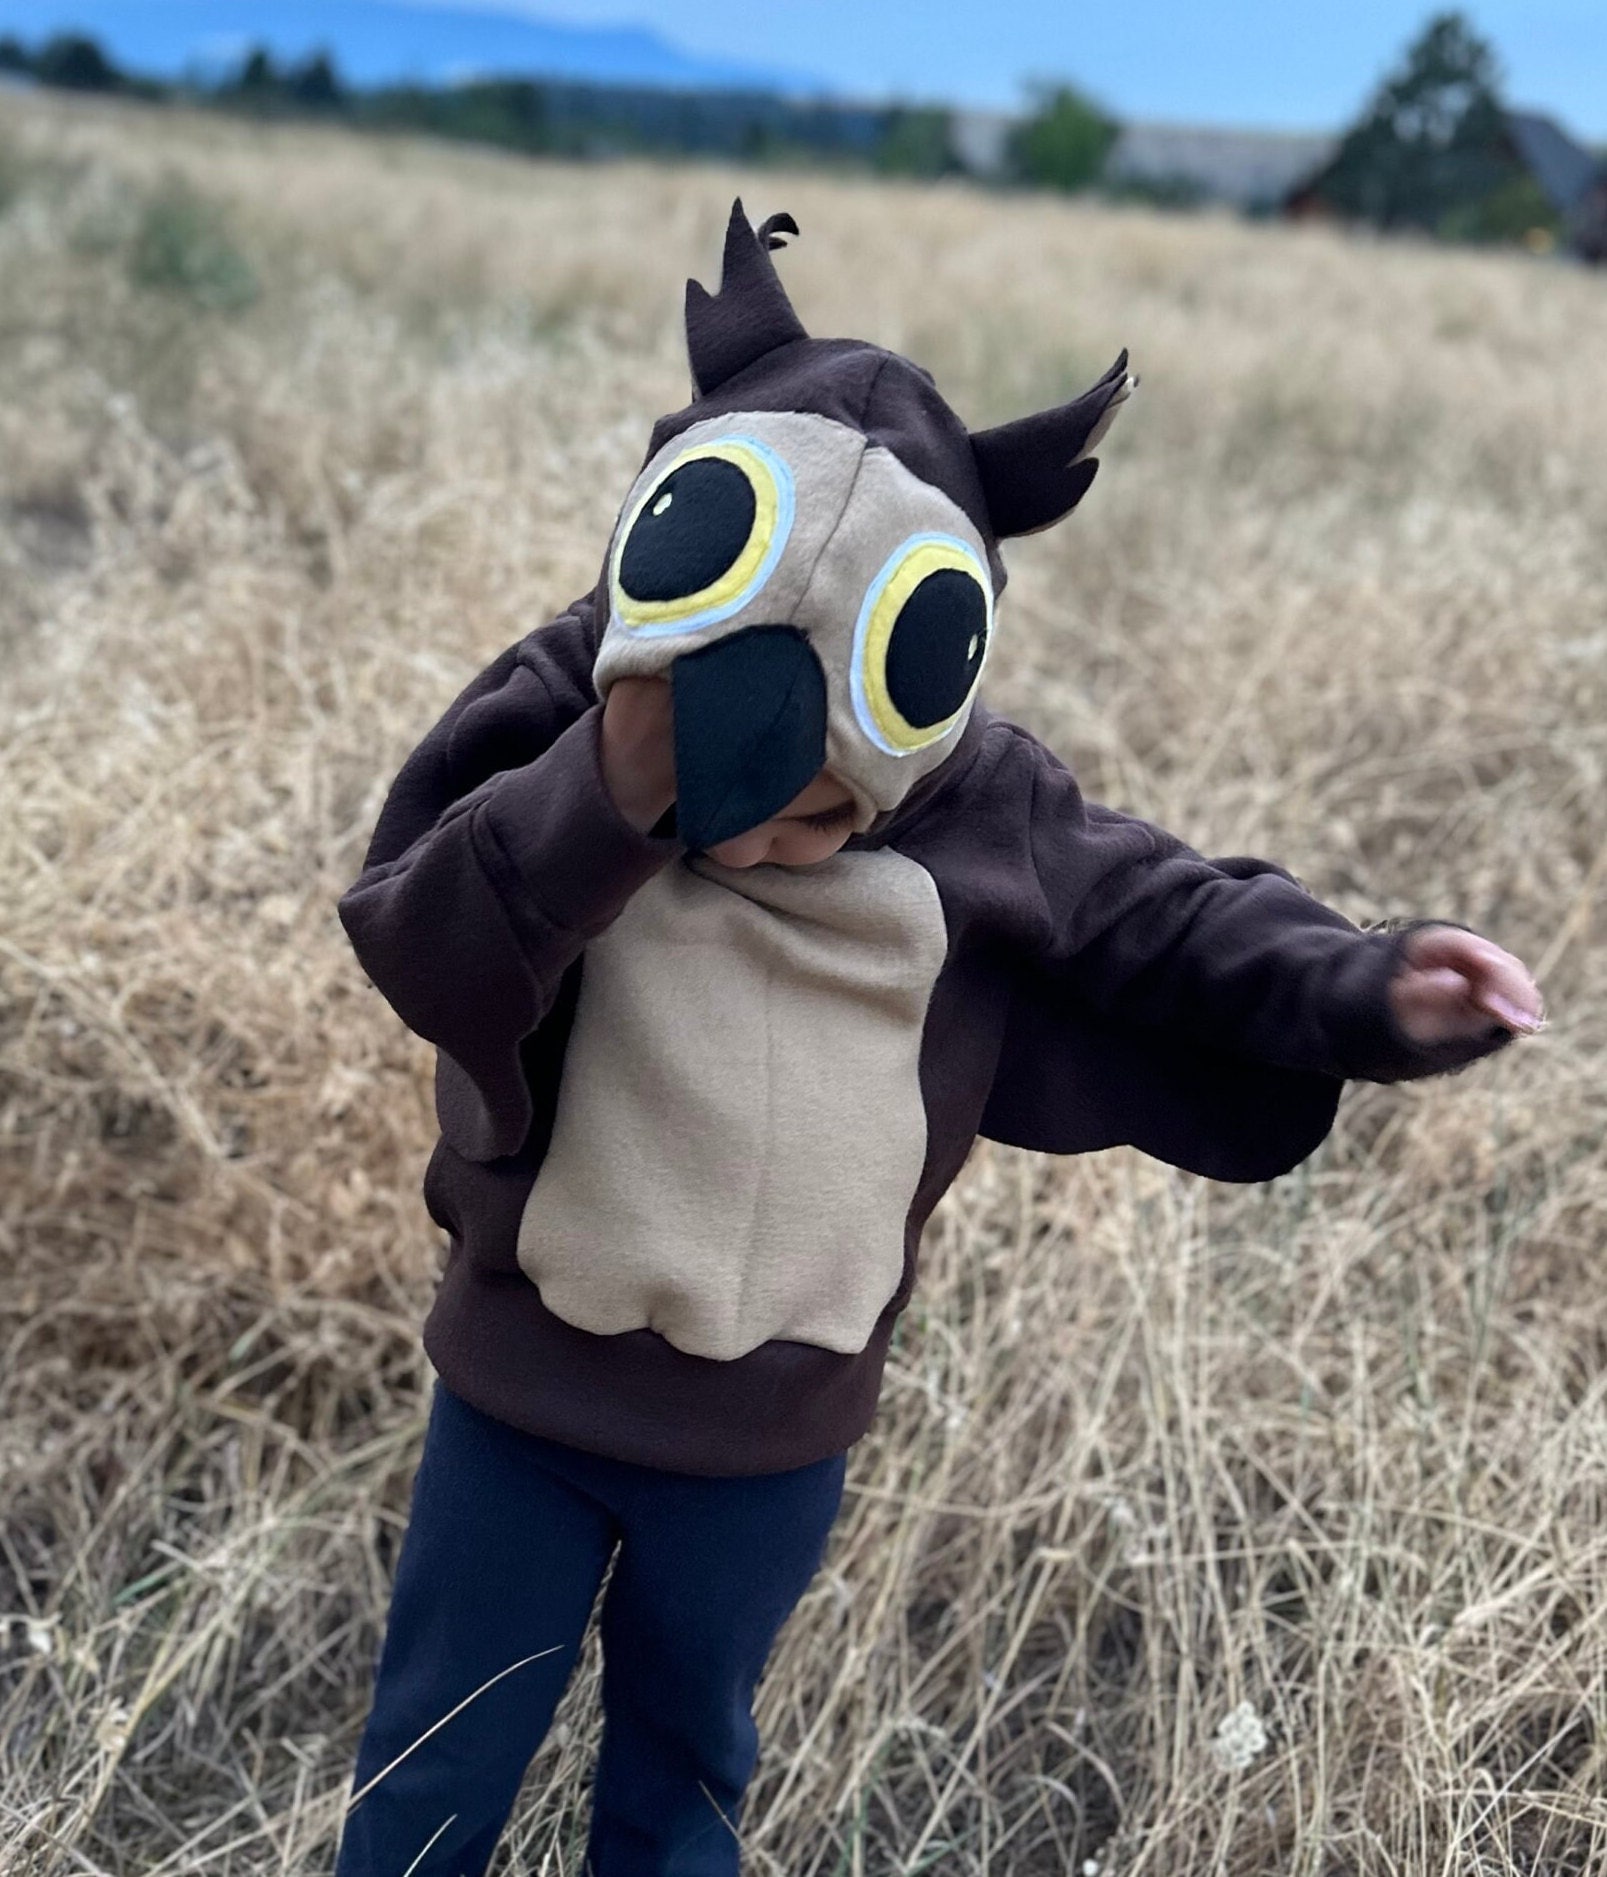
[427,0,1607,136]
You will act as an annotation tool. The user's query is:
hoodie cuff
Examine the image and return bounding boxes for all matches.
[1323,920,1516,1084]
[476,703,683,943]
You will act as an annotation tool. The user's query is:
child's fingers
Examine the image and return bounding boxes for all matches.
[1405,924,1507,972]
[1445,958,1544,1032]
[1476,993,1544,1033]
[1462,949,1544,1028]
[1412,965,1476,1007]
[1470,978,1545,1032]
[1406,926,1543,1026]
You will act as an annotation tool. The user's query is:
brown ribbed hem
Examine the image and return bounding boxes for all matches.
[420,1246,887,1477]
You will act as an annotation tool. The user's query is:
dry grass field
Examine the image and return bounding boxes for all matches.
[1,82,1604,1877]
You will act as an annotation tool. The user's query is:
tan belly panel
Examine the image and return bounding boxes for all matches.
[515,846,947,1361]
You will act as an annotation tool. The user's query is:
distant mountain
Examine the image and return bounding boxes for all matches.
[0,1,832,96]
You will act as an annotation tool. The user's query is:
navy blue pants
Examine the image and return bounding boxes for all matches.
[333,1379,848,1876]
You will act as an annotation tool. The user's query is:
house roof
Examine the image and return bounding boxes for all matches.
[947,100,1606,223]
[1282,106,1604,213]
[1103,121,1340,208]
[1504,109,1602,213]
[948,108,1016,177]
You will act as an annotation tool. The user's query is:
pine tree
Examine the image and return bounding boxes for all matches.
[1321,11,1516,232]
[287,51,344,111]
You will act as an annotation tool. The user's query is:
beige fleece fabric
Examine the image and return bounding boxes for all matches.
[514,845,949,1361]
[591,408,995,833]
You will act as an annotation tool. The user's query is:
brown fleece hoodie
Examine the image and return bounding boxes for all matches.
[335,203,1512,1476]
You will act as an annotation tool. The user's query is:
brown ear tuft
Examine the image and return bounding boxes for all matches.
[969,351,1137,538]
[755,210,800,251]
[684,199,809,398]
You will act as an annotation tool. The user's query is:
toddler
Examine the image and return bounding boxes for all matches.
[332,202,1542,1876]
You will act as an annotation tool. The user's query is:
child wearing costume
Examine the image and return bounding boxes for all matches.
[332,202,1542,1876]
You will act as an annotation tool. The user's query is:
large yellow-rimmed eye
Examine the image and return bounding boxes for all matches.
[610,436,794,636]
[850,533,993,755]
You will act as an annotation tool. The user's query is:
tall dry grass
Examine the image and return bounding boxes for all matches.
[1,84,1603,1877]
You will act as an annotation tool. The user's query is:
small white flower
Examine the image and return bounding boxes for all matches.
[1211,1700,1268,1773]
[1082,1860,1102,1876]
[25,1617,56,1657]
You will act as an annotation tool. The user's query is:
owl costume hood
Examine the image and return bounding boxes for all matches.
[337,203,1513,1478]
[591,200,1134,848]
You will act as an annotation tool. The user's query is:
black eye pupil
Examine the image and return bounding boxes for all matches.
[619,457,757,603]
[885,568,989,729]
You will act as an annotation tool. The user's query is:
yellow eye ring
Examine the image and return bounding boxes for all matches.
[610,436,794,636]
[851,533,992,755]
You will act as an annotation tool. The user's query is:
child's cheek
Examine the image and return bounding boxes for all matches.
[704,826,773,868]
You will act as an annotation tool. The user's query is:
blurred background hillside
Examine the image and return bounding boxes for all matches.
[1,5,1605,1875]
[2,5,1605,253]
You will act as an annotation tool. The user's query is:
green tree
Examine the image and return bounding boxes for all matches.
[33,33,123,91]
[1007,82,1120,192]
[875,107,959,179]
[286,50,344,110]
[1439,170,1563,245]
[1320,11,1515,232]
[234,46,278,96]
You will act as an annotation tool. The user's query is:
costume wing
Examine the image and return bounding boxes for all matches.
[978,849,1348,1184]
[975,724,1510,1183]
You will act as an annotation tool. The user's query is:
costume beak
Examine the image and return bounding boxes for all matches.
[670,625,827,851]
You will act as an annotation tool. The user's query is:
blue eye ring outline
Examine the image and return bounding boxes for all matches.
[849,530,994,757]
[608,434,796,639]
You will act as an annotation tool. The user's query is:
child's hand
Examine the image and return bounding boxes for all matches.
[599,676,677,833]
[1388,924,1545,1046]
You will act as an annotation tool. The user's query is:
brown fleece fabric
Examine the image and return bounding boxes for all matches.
[333,200,1511,1474]
[336,595,1512,1476]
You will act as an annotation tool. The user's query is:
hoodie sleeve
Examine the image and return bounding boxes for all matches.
[336,596,681,1159]
[972,721,1513,1183]
[1017,727,1514,1086]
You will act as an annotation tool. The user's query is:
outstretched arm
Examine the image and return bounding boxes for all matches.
[1016,726,1535,1086]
